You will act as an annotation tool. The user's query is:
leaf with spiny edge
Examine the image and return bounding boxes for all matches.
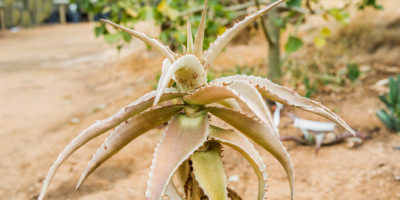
[184,84,277,136]
[193,0,208,58]
[101,19,177,62]
[166,181,184,200]
[207,107,295,200]
[174,160,190,192]
[209,126,267,200]
[38,89,183,200]
[76,105,184,189]
[212,75,356,135]
[216,98,241,110]
[191,141,228,200]
[227,80,280,137]
[146,112,209,200]
[204,0,284,67]
[154,55,206,105]
[156,59,172,92]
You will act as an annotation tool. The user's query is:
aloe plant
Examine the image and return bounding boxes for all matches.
[38,1,355,199]
[376,75,400,135]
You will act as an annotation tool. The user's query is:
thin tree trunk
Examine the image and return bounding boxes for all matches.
[0,8,5,31]
[266,8,281,80]
[255,0,281,80]
[58,4,66,24]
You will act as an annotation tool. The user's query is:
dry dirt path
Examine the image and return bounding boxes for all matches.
[0,23,399,200]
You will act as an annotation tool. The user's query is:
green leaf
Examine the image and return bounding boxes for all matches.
[285,36,303,54]
[191,141,228,200]
[376,109,394,130]
[121,31,132,43]
[379,95,394,113]
[397,75,400,103]
[104,33,122,44]
[286,0,301,7]
[358,0,384,10]
[346,64,360,82]
[94,24,105,38]
[388,77,397,104]
[328,8,350,24]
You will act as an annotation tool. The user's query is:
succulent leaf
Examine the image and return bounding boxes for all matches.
[146,112,209,200]
[209,126,267,200]
[166,181,184,200]
[212,75,355,135]
[227,80,279,137]
[378,95,394,113]
[38,89,183,200]
[204,0,284,67]
[376,109,394,129]
[184,84,241,105]
[207,107,295,200]
[101,19,177,62]
[154,55,206,105]
[191,141,228,200]
[186,18,194,53]
[193,0,208,58]
[174,160,190,193]
[216,98,241,110]
[388,77,397,104]
[76,105,184,189]
[184,84,278,137]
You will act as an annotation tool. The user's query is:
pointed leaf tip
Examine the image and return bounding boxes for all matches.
[101,19,176,62]
[193,0,208,58]
[186,18,194,53]
[212,75,355,136]
[204,0,284,67]
[38,90,183,200]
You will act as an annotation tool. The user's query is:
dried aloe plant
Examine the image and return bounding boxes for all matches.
[38,0,354,199]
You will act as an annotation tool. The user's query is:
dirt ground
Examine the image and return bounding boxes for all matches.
[1,15,400,200]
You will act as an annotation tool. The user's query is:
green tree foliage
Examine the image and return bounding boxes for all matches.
[78,0,383,78]
[77,0,237,51]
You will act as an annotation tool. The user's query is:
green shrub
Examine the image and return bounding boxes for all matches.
[376,75,400,134]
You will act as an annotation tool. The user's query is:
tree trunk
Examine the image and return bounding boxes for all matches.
[0,8,5,31]
[58,4,66,24]
[266,8,281,80]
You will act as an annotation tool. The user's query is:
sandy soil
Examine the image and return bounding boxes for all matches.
[0,21,399,200]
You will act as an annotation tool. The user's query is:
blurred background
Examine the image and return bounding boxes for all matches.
[0,0,399,199]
